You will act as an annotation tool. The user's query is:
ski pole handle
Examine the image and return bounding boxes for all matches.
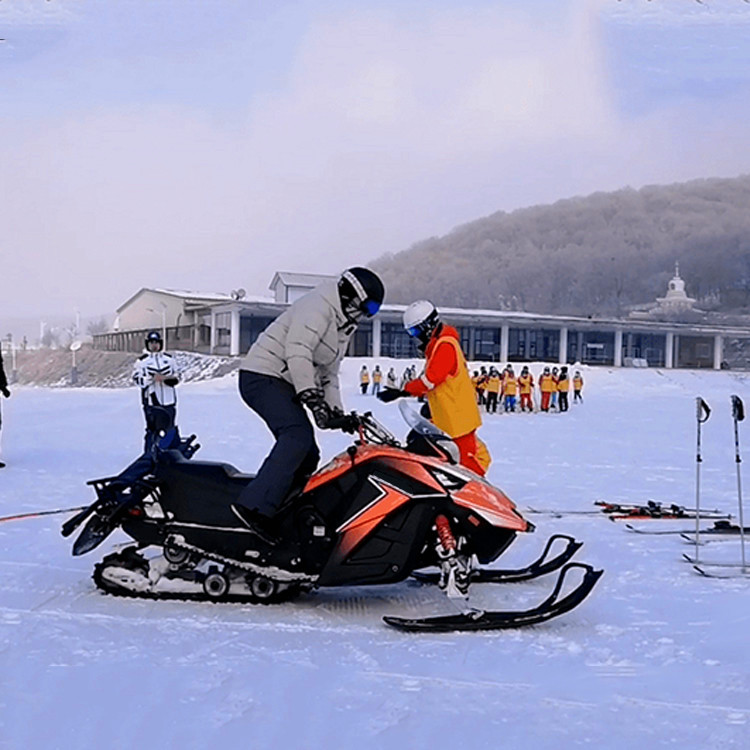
[731,395,744,423]
[696,397,711,423]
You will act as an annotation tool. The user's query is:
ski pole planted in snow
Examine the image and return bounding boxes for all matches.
[693,397,711,562]
[730,395,747,573]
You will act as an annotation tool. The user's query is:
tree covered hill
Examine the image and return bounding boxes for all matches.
[373,175,750,317]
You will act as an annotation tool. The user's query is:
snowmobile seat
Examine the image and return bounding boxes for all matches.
[159,449,255,487]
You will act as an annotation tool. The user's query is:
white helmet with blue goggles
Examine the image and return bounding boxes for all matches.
[403,300,440,342]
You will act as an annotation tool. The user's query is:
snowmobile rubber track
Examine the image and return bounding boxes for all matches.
[411,534,583,585]
[165,534,317,583]
[385,562,603,633]
[92,549,306,605]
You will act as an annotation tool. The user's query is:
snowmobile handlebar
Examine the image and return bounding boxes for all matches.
[344,411,401,447]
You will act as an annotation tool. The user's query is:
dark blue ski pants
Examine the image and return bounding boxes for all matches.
[236,371,320,518]
[142,404,176,454]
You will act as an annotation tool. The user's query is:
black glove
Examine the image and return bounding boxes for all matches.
[298,388,334,429]
[327,411,360,434]
[377,388,408,403]
[163,377,179,387]
[1,388,9,398]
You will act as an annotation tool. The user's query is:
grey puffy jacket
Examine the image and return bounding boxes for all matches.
[240,280,354,411]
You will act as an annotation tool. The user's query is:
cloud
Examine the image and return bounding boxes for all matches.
[2,1,750,320]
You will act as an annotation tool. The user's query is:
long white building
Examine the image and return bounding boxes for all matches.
[94,270,750,370]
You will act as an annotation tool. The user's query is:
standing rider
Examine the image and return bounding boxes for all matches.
[379,300,487,476]
[132,331,180,454]
[232,267,385,545]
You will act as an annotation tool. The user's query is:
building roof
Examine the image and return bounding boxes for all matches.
[268,271,336,291]
[116,287,270,313]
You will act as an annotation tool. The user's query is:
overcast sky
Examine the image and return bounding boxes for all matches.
[2,0,750,320]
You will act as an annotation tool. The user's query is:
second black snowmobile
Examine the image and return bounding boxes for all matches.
[62,403,602,632]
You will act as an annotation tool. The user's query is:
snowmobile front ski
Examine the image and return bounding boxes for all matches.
[411,534,583,585]
[385,562,603,632]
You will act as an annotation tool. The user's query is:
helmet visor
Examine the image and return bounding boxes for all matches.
[406,324,422,338]
[362,299,381,317]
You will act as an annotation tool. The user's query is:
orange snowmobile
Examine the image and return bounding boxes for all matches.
[63,403,602,632]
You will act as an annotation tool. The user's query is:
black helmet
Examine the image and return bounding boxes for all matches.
[338,267,385,324]
[145,330,163,350]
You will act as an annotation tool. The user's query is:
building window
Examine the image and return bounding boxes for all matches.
[568,330,614,365]
[381,322,417,359]
[677,336,714,368]
[473,327,501,361]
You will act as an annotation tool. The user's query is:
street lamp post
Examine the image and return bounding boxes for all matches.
[147,303,168,347]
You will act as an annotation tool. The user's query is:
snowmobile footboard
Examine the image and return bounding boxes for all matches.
[412,534,583,585]
[385,562,603,632]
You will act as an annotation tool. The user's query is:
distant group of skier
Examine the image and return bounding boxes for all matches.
[472,364,583,414]
[358,364,417,395]
[359,362,585,414]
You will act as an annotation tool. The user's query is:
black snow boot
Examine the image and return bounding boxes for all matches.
[231,505,280,547]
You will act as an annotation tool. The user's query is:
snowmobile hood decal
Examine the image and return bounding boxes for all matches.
[336,476,413,557]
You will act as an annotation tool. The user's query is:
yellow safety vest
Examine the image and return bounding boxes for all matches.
[426,336,482,439]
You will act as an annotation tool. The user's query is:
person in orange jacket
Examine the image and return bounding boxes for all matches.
[539,366,555,412]
[378,300,488,476]
[557,365,570,412]
[518,365,534,412]
[359,365,370,395]
[573,370,584,403]
[484,367,501,414]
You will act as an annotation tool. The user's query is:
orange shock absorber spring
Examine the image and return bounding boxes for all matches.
[435,515,457,552]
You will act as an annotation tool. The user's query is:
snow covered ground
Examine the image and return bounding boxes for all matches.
[1,359,749,749]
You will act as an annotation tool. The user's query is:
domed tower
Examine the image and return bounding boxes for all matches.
[655,262,697,313]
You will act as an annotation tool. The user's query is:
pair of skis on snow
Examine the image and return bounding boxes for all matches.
[527,500,730,522]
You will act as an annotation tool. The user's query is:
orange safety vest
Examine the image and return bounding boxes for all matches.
[425,335,482,439]
[540,374,556,393]
[557,376,570,392]
[373,370,382,383]
[485,375,501,394]
[518,374,533,394]
[503,374,518,396]
[360,370,370,384]
[573,375,583,390]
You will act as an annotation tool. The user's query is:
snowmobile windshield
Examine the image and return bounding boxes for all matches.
[398,401,448,440]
